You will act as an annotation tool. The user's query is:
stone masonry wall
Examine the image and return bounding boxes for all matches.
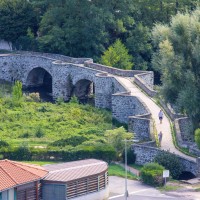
[84,61,155,92]
[128,115,153,140]
[16,51,93,64]
[132,144,200,176]
[134,73,157,97]
[112,94,148,124]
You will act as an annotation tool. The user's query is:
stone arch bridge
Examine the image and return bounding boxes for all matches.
[0,52,199,177]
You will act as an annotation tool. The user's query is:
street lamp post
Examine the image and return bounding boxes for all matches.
[125,139,128,200]
[124,139,139,200]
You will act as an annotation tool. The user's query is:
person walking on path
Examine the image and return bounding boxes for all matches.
[158,110,164,124]
[158,131,163,145]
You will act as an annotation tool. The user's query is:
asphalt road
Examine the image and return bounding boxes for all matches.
[109,176,198,200]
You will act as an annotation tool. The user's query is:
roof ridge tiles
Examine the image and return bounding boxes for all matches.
[4,160,47,179]
[10,160,47,172]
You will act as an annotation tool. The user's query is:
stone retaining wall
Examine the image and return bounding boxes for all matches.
[159,99,185,121]
[112,94,148,124]
[159,100,199,157]
[132,144,200,176]
[128,116,153,140]
[112,93,153,140]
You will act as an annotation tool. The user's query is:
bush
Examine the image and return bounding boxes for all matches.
[140,163,164,186]
[154,151,183,179]
[70,95,79,103]
[122,147,136,164]
[12,81,23,101]
[8,143,32,161]
[1,144,116,163]
[56,97,65,105]
[49,135,88,147]
[195,128,200,149]
[35,126,45,138]
[0,140,9,147]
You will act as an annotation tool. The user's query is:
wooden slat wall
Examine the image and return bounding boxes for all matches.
[17,186,36,200]
[16,181,42,200]
[66,172,108,199]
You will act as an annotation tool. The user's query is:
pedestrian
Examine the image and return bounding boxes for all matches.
[158,131,163,144]
[158,110,164,124]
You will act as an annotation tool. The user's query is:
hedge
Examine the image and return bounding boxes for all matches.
[0,144,116,163]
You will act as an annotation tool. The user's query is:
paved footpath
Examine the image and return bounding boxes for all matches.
[116,77,195,162]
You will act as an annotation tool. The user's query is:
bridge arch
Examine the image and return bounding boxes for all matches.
[25,67,53,97]
[178,171,196,180]
[72,75,95,104]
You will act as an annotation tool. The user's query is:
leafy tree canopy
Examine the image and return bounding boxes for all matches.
[100,39,133,70]
[105,126,133,159]
[152,8,200,125]
[0,0,37,42]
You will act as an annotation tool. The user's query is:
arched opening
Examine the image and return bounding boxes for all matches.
[72,79,95,104]
[178,171,196,180]
[25,67,52,101]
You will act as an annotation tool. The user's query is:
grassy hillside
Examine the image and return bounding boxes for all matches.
[0,83,112,148]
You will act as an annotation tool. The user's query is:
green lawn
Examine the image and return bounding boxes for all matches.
[129,163,143,171]
[108,164,138,180]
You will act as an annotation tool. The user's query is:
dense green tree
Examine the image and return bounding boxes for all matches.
[126,23,152,70]
[154,151,183,179]
[100,39,133,70]
[131,0,197,27]
[38,0,108,58]
[0,0,37,43]
[152,8,200,125]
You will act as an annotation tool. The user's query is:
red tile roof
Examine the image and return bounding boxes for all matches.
[43,159,108,182]
[0,160,48,192]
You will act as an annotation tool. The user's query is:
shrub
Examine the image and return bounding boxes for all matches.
[56,97,64,105]
[12,81,22,101]
[19,132,31,138]
[70,95,79,103]
[140,162,164,186]
[9,143,32,161]
[0,140,9,147]
[49,135,88,147]
[35,126,45,138]
[195,128,200,149]
[122,147,136,164]
[154,151,183,179]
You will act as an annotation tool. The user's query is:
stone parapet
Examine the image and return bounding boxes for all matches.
[132,144,199,176]
[134,73,157,97]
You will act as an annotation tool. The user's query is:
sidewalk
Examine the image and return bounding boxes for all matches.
[115,162,140,176]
